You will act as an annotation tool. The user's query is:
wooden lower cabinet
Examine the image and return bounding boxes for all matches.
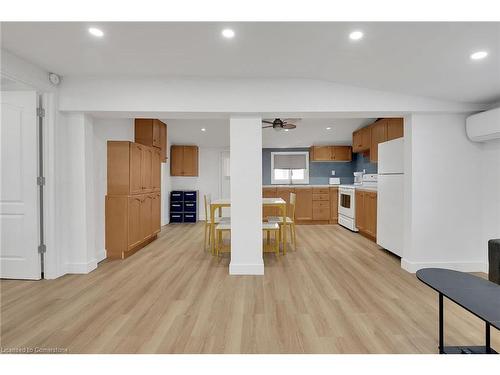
[294,188,313,221]
[106,193,161,259]
[355,190,377,241]
[262,187,278,218]
[330,187,338,223]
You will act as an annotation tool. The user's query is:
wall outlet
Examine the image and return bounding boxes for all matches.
[331,170,335,176]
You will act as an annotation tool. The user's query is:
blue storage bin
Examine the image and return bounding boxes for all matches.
[170,213,183,223]
[171,191,183,201]
[170,202,183,212]
[183,191,197,201]
[183,213,197,223]
[184,202,196,212]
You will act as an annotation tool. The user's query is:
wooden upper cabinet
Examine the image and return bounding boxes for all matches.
[311,145,352,161]
[352,127,371,153]
[332,146,352,161]
[387,118,404,141]
[352,130,362,153]
[310,146,332,161]
[370,119,388,163]
[170,145,199,176]
[129,143,143,195]
[294,188,313,221]
[135,119,167,162]
[141,146,153,192]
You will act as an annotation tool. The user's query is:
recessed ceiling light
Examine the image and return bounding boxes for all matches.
[221,29,235,39]
[201,128,206,132]
[88,27,104,37]
[349,30,364,41]
[326,127,332,130]
[470,51,488,60]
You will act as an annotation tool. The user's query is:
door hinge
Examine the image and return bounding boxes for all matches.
[37,176,46,186]
[38,244,46,254]
[37,107,45,118]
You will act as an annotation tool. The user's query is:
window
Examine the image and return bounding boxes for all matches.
[271,151,309,184]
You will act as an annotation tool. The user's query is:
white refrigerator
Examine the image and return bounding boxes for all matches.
[377,138,404,257]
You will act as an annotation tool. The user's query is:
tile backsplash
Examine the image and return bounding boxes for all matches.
[262,148,378,185]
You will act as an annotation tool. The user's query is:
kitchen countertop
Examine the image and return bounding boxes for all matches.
[339,184,378,192]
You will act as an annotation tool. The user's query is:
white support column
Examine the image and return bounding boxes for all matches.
[229,116,264,275]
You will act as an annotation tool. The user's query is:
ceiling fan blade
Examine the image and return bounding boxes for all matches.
[262,125,274,128]
[262,120,274,125]
[282,123,297,129]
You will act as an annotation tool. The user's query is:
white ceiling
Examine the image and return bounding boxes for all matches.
[166,118,375,148]
[1,22,499,104]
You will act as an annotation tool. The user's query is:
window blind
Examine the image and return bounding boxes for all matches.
[273,153,307,169]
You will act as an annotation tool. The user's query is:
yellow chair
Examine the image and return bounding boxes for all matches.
[263,222,280,258]
[215,222,231,257]
[267,192,297,251]
[203,194,231,252]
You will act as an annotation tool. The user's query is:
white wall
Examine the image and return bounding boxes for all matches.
[170,147,228,220]
[480,139,500,251]
[92,118,134,262]
[402,113,486,272]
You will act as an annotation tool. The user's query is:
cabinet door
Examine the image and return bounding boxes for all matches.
[182,146,199,176]
[141,147,153,192]
[151,193,161,234]
[152,149,161,191]
[159,121,167,162]
[332,146,352,161]
[170,145,184,176]
[129,143,143,195]
[361,127,371,150]
[355,190,365,231]
[295,188,313,221]
[276,188,294,217]
[262,187,278,217]
[128,196,143,250]
[313,201,330,220]
[152,120,161,148]
[310,146,332,161]
[365,192,377,238]
[370,120,388,163]
[387,118,404,140]
[330,187,338,222]
[352,130,362,153]
[140,195,153,240]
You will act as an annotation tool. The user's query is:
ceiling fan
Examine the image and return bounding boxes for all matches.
[262,118,299,131]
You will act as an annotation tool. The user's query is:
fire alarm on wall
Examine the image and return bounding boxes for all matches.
[48,73,61,86]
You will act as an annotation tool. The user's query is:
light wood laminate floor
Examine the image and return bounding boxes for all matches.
[1,223,498,353]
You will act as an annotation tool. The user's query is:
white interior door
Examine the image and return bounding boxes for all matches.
[1,91,41,279]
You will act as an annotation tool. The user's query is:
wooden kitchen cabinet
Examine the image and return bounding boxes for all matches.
[170,145,199,176]
[310,146,332,161]
[294,188,313,221]
[263,187,278,217]
[370,119,388,163]
[135,119,168,162]
[276,187,295,217]
[310,146,352,162]
[355,189,377,241]
[352,127,371,153]
[329,187,338,224]
[387,118,404,141]
[108,141,161,196]
[312,187,330,221]
[106,140,163,260]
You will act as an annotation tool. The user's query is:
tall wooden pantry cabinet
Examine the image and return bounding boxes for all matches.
[105,141,162,259]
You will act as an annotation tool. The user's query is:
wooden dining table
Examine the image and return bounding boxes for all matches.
[210,198,288,256]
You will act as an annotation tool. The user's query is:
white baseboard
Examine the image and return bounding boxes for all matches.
[65,259,98,274]
[229,262,264,275]
[401,258,488,274]
[96,250,107,263]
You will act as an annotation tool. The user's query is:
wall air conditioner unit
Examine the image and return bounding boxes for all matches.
[466,107,500,142]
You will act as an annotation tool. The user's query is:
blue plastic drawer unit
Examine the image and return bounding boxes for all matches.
[183,213,197,223]
[184,201,196,212]
[170,191,183,201]
[169,190,198,223]
[183,191,197,201]
[169,213,183,223]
